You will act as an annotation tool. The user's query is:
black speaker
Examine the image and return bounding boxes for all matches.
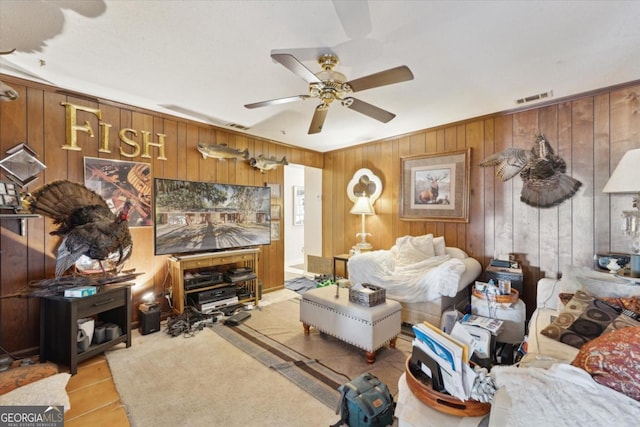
[138,303,161,335]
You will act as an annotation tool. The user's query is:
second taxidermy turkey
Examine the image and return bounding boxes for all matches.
[26,180,133,276]
[479,133,582,208]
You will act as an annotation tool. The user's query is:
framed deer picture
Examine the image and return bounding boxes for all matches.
[400,148,471,222]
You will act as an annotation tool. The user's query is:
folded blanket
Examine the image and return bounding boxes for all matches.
[347,250,465,303]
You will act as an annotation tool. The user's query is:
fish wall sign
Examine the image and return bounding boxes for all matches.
[60,102,167,161]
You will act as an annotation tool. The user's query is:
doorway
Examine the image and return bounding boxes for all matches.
[284,164,322,279]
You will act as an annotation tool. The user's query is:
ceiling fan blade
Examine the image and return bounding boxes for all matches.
[271,53,321,84]
[332,0,372,40]
[346,65,414,93]
[343,97,395,123]
[244,95,310,109]
[308,105,329,134]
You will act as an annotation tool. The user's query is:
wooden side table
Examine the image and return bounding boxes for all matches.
[484,265,523,294]
[39,285,132,374]
[333,254,351,280]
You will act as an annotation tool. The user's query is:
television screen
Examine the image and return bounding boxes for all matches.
[153,178,271,256]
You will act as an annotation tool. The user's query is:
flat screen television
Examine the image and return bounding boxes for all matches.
[153,178,271,256]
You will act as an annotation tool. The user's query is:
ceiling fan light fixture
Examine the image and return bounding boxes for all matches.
[341,97,354,108]
[249,52,413,134]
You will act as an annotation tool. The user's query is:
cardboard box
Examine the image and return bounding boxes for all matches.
[64,286,97,298]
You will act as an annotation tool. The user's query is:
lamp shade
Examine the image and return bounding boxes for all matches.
[350,195,374,215]
[603,149,640,194]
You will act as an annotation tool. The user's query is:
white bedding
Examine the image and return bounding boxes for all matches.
[489,363,640,427]
[347,249,466,303]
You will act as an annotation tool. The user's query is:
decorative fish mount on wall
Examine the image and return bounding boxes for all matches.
[250,155,288,174]
[196,143,249,161]
[0,49,19,101]
[479,133,582,208]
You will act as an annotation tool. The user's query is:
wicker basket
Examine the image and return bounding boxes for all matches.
[472,286,519,304]
[349,283,386,306]
[405,357,491,417]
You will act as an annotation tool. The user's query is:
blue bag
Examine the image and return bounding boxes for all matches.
[332,372,394,427]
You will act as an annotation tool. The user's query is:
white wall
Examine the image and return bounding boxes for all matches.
[284,164,305,266]
[304,166,323,263]
[284,164,322,271]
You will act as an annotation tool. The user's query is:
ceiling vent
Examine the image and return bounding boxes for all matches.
[516,90,553,105]
[227,123,251,131]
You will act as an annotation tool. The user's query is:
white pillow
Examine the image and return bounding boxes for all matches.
[395,234,435,266]
[433,236,446,256]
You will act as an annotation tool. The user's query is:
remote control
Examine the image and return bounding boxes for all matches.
[224,311,251,326]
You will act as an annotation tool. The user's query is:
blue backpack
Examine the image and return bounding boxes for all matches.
[332,373,395,427]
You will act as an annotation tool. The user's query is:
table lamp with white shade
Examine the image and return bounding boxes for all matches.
[350,193,375,252]
[603,148,640,277]
[347,168,382,253]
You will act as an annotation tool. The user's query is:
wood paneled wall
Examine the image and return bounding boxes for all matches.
[322,82,640,317]
[0,75,322,355]
[2,73,639,355]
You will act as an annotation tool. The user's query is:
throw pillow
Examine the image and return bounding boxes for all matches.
[394,234,435,266]
[559,293,640,317]
[572,325,640,401]
[540,290,640,349]
[433,236,446,256]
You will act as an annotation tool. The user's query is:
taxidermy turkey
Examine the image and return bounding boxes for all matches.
[479,133,582,208]
[26,180,133,277]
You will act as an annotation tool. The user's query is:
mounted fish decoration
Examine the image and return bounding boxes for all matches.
[0,49,18,101]
[196,143,249,161]
[250,155,288,174]
[479,133,582,208]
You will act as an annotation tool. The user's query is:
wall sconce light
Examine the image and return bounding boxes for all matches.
[603,148,640,277]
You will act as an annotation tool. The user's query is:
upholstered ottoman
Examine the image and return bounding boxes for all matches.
[300,285,402,363]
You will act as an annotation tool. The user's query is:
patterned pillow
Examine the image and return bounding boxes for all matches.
[572,325,640,401]
[559,293,640,317]
[541,290,640,349]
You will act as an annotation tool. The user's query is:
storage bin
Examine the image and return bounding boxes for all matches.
[349,283,386,307]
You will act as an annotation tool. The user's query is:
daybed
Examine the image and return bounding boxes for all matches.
[347,234,481,326]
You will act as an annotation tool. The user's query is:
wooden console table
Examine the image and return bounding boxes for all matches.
[168,248,260,314]
[39,285,132,375]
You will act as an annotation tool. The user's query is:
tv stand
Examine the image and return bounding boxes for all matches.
[168,248,260,314]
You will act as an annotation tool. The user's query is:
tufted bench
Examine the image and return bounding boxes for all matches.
[300,285,402,363]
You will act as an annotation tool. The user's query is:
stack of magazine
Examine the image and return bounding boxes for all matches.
[412,316,503,401]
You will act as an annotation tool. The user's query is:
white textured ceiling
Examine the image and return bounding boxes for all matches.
[1,1,639,152]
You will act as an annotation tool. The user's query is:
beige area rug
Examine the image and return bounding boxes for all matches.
[220,289,413,398]
[106,289,412,426]
[106,325,338,427]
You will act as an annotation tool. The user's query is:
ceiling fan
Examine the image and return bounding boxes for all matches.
[244,53,414,134]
